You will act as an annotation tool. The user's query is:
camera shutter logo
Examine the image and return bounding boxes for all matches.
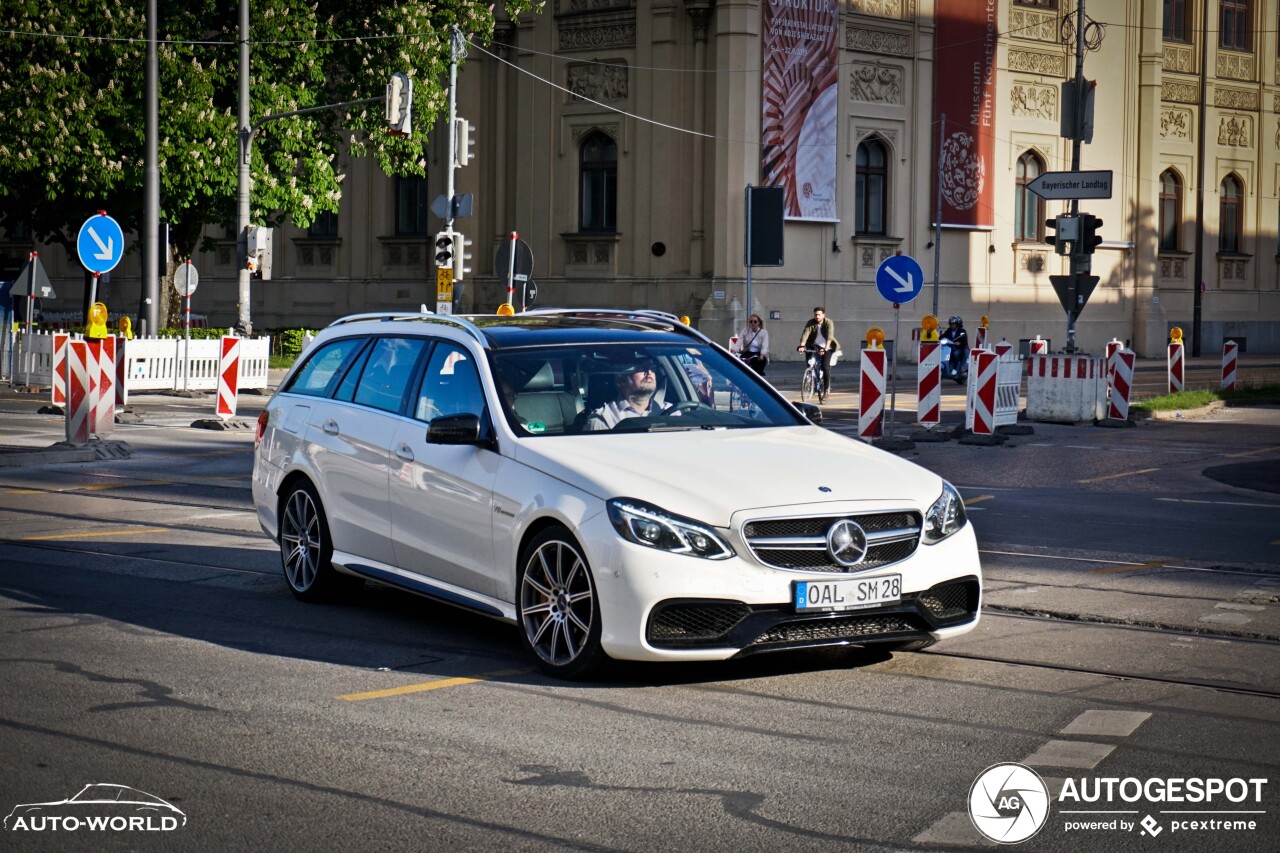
[968,762,1050,844]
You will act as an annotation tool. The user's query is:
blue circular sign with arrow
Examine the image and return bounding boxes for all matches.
[77,213,125,275]
[875,254,924,305]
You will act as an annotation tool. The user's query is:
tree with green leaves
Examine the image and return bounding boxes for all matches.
[0,0,538,323]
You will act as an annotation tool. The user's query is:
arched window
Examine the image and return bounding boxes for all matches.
[1219,174,1243,253]
[1158,169,1182,251]
[855,138,887,236]
[579,131,617,233]
[1015,151,1045,242]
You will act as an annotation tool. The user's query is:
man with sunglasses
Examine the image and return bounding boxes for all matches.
[583,359,675,431]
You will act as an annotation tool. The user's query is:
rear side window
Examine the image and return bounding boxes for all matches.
[353,337,428,413]
[284,338,367,397]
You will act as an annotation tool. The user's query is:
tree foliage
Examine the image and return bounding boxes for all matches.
[0,0,538,278]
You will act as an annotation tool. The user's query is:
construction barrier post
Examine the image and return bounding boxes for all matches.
[994,338,1014,360]
[916,341,941,427]
[216,335,241,419]
[858,347,886,441]
[65,340,93,446]
[52,332,70,406]
[1167,341,1185,393]
[92,336,115,437]
[1221,340,1237,392]
[1029,335,1048,355]
[1108,349,1136,421]
[965,349,999,435]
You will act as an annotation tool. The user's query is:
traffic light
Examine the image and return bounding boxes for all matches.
[433,230,455,269]
[1044,214,1077,256]
[452,232,473,281]
[386,72,413,136]
[1080,214,1104,254]
[454,117,476,167]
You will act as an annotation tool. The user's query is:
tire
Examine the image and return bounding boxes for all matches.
[517,527,607,679]
[800,370,815,403]
[278,480,359,602]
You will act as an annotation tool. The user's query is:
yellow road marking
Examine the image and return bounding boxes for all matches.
[1088,560,1166,575]
[1222,445,1280,459]
[337,668,530,702]
[22,528,167,541]
[1076,468,1160,484]
[3,480,169,496]
[963,494,995,506]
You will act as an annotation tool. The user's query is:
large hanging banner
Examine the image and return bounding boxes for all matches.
[934,0,998,229]
[760,0,839,222]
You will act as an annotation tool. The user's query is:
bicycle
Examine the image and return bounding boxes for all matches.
[800,347,828,404]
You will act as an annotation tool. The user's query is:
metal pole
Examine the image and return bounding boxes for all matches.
[888,304,900,436]
[1190,0,1209,357]
[932,114,945,318]
[447,29,462,312]
[143,0,159,335]
[1065,0,1086,354]
[506,231,517,308]
[744,184,753,322]
[235,0,253,336]
[183,265,191,392]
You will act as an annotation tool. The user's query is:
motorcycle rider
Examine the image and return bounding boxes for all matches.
[940,315,968,382]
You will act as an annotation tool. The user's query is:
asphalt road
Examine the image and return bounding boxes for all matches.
[0,388,1277,851]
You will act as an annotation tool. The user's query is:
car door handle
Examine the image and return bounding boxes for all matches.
[395,444,415,462]
[322,419,340,435]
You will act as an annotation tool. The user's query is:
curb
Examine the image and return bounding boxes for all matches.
[1132,400,1225,421]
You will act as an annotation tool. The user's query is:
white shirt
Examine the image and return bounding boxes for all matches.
[736,326,770,358]
[583,397,673,431]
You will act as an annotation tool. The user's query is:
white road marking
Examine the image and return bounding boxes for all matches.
[1023,740,1115,769]
[1059,710,1151,738]
[1198,612,1251,626]
[912,812,996,847]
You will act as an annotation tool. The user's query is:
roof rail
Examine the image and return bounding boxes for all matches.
[519,308,712,343]
[326,312,486,344]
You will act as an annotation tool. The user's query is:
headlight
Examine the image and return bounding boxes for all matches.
[607,498,735,560]
[923,481,967,544]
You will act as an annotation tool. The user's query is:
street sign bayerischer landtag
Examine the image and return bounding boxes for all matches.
[875,254,924,305]
[1026,170,1113,201]
[76,212,125,275]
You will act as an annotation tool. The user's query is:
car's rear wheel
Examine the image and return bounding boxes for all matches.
[517,527,606,679]
[279,481,357,602]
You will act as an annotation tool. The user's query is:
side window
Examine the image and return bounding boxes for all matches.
[415,343,486,423]
[333,340,374,402]
[283,338,367,397]
[352,337,427,413]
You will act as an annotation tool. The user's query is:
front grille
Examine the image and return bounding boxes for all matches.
[918,580,979,623]
[753,615,916,645]
[649,601,752,646]
[743,511,922,573]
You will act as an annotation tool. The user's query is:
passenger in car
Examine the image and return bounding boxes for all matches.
[582,360,674,431]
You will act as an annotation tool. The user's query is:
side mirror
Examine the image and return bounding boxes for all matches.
[426,413,485,445]
[794,401,823,425]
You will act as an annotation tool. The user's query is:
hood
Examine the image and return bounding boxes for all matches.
[514,426,942,527]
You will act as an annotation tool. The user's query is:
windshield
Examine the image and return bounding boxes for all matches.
[490,342,804,436]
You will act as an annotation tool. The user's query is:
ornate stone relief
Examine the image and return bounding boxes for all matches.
[1018,250,1047,272]
[559,19,636,52]
[849,0,912,19]
[1008,50,1065,78]
[850,63,903,104]
[1218,114,1252,147]
[1011,83,1056,120]
[566,62,629,102]
[1275,118,1280,150]
[1161,80,1198,104]
[1216,52,1256,82]
[570,122,621,145]
[558,0,630,11]
[1009,8,1059,44]
[1215,87,1259,111]
[852,128,899,157]
[1162,45,1194,73]
[1159,257,1186,279]
[845,27,910,56]
[1160,108,1191,139]
[1219,258,1248,280]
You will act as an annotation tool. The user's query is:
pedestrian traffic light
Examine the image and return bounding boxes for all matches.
[386,72,413,136]
[452,232,473,281]
[1044,214,1077,256]
[1081,214,1104,254]
[433,230,455,269]
[454,117,477,168]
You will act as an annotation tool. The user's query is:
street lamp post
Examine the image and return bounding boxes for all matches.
[235,0,253,336]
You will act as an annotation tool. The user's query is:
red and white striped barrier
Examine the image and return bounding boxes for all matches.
[51,332,70,406]
[114,335,129,408]
[994,338,1014,360]
[216,335,241,419]
[916,341,941,426]
[1025,354,1106,422]
[1029,335,1048,355]
[1107,349,1136,421]
[858,348,886,440]
[974,326,988,350]
[65,341,93,446]
[1221,340,1237,392]
[1104,338,1123,382]
[965,350,999,435]
[90,337,115,437]
[1168,341,1184,393]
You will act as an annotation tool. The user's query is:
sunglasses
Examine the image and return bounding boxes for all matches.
[748,320,760,325]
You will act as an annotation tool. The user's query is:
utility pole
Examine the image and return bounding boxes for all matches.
[143,0,158,335]
[1064,0,1086,354]
[235,0,252,336]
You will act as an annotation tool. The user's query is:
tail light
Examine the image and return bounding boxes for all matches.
[255,410,269,448]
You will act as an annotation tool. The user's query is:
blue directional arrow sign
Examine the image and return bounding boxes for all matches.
[77,213,125,275]
[875,254,924,304]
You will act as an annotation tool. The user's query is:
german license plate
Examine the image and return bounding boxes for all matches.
[794,574,901,612]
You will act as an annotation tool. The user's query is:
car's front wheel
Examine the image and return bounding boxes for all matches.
[278,480,358,602]
[517,527,606,679]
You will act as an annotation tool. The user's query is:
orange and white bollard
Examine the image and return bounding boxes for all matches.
[994,338,1014,360]
[217,335,241,419]
[965,350,999,435]
[916,341,941,427]
[1221,340,1238,392]
[90,336,115,437]
[51,332,70,406]
[1029,335,1048,355]
[65,340,93,446]
[1108,349,1136,421]
[1167,327,1185,393]
[858,347,886,440]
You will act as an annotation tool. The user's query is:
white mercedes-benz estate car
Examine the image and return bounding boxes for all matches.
[252,309,980,678]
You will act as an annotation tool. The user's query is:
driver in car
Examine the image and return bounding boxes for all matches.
[583,360,676,431]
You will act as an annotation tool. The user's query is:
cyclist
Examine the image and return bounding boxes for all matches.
[733,314,770,375]
[796,307,839,399]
